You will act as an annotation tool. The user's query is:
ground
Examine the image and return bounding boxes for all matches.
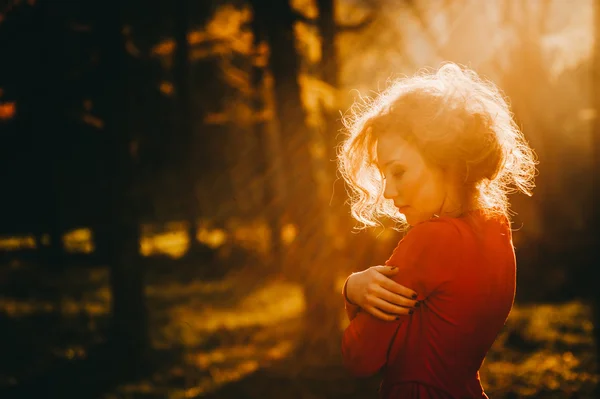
[0,258,598,399]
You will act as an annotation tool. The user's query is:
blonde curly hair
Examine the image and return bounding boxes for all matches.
[337,63,537,230]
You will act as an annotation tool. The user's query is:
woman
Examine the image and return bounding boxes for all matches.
[337,63,536,398]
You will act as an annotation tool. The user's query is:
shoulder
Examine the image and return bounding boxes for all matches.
[386,217,463,267]
[385,218,463,288]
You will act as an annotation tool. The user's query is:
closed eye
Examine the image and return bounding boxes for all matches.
[382,171,404,181]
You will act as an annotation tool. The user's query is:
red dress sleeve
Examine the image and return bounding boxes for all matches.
[341,219,462,377]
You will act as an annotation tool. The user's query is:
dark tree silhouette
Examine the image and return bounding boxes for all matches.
[316,0,346,233]
[249,10,286,269]
[173,0,200,253]
[592,1,600,394]
[173,0,219,257]
[95,0,149,371]
[0,1,68,267]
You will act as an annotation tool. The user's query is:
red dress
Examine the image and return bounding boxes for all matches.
[341,210,515,398]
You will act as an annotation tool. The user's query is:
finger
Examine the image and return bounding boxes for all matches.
[375,265,399,276]
[374,285,418,308]
[364,305,398,321]
[370,296,414,316]
[380,277,418,300]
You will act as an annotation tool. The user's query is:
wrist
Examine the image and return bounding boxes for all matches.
[343,274,358,306]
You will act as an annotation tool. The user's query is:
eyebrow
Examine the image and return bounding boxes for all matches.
[384,160,402,167]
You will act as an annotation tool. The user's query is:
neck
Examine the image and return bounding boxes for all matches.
[439,186,477,218]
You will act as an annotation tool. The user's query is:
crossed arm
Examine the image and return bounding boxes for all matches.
[341,221,460,377]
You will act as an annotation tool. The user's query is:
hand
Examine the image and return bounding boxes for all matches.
[345,265,419,321]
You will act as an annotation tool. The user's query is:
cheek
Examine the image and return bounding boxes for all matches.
[412,172,445,210]
[396,176,416,201]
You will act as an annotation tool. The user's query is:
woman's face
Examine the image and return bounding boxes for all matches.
[376,132,450,226]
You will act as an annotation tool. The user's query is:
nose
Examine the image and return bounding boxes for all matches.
[383,179,398,200]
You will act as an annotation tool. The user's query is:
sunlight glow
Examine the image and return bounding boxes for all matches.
[196,227,227,249]
[63,228,94,253]
[228,219,271,254]
[0,219,276,259]
[152,5,253,59]
[159,81,174,96]
[0,102,15,120]
[166,360,259,399]
[82,114,104,129]
[0,235,35,250]
[0,296,108,317]
[165,281,304,347]
[281,223,297,245]
[140,229,190,258]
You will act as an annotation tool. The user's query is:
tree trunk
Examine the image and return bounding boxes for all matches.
[591,1,600,394]
[249,0,336,349]
[316,0,339,90]
[173,0,201,254]
[97,0,149,373]
[316,0,344,216]
[249,9,286,269]
[32,1,67,270]
[250,0,315,228]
